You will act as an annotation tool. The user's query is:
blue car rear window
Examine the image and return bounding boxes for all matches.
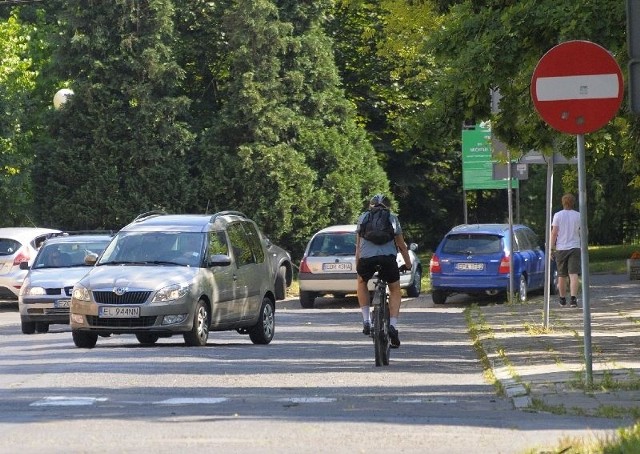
[442,234,502,255]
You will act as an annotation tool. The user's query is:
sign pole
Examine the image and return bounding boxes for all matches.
[543,155,554,329]
[577,133,593,385]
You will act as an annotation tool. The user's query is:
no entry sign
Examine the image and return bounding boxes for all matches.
[531,40,623,134]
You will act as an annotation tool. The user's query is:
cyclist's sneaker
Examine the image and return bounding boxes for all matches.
[570,297,578,308]
[362,321,371,335]
[388,325,400,348]
[558,297,567,307]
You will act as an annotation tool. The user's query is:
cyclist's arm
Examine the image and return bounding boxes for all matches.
[395,232,412,270]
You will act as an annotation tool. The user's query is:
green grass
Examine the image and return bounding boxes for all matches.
[526,421,640,453]
[588,244,639,274]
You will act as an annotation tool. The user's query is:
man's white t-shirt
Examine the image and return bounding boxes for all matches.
[551,209,581,250]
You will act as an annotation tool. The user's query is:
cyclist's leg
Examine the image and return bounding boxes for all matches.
[356,257,375,332]
[387,280,402,318]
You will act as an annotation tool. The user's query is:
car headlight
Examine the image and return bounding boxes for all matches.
[23,286,46,297]
[153,284,190,303]
[72,285,91,302]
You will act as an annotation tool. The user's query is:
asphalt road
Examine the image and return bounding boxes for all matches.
[0,296,625,454]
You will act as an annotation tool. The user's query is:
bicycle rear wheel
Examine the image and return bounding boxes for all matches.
[373,292,390,367]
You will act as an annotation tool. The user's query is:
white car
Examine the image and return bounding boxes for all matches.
[18,233,112,334]
[297,224,422,308]
[0,227,61,299]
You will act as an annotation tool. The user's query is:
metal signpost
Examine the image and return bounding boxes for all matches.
[531,40,623,385]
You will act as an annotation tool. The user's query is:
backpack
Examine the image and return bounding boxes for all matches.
[360,207,395,245]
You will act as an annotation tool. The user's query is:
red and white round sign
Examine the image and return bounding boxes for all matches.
[531,40,623,135]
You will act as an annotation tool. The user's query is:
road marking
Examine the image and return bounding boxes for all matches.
[30,396,108,406]
[278,397,337,403]
[155,397,228,405]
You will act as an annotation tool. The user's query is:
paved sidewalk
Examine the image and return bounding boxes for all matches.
[469,273,640,420]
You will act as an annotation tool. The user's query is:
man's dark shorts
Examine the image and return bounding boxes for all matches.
[555,248,581,276]
[357,255,400,284]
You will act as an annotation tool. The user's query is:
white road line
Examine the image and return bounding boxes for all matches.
[30,396,108,406]
[155,397,228,405]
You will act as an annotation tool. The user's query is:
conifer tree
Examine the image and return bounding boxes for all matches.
[33,0,194,230]
[197,0,388,252]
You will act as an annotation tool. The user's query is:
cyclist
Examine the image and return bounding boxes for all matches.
[355,194,412,348]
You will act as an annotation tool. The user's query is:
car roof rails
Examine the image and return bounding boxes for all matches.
[133,210,167,223]
[210,210,248,223]
[51,230,116,237]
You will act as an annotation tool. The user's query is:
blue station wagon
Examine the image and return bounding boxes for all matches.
[429,223,553,304]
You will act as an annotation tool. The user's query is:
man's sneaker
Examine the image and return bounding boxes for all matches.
[570,297,578,308]
[388,325,400,348]
[362,322,371,335]
[558,297,567,307]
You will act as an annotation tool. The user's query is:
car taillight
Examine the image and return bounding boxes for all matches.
[13,248,29,266]
[499,255,510,274]
[429,255,441,274]
[299,258,311,273]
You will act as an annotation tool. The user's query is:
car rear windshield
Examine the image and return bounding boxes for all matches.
[308,233,356,256]
[0,238,21,256]
[442,234,503,255]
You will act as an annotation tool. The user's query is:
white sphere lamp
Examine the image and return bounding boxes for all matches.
[53,88,74,110]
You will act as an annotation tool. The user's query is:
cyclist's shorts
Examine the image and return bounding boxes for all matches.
[357,255,400,284]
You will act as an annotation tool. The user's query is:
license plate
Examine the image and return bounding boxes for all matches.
[455,262,485,271]
[99,306,140,318]
[322,262,352,271]
[55,299,71,308]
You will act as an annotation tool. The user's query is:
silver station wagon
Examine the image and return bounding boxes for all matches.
[70,211,277,348]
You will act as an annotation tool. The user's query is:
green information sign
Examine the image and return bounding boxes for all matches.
[462,126,518,190]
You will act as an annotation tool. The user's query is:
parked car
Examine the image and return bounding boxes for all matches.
[69,211,276,348]
[298,224,422,308]
[260,231,293,300]
[18,233,113,334]
[0,227,61,299]
[429,223,555,304]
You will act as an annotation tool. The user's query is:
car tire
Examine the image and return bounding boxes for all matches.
[136,333,159,345]
[72,330,98,349]
[21,321,36,335]
[35,322,49,333]
[406,267,422,297]
[299,291,316,308]
[518,275,528,302]
[275,265,287,300]
[249,296,275,344]
[432,289,447,305]
[183,299,210,347]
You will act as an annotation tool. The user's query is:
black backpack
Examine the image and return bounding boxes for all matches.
[360,207,395,245]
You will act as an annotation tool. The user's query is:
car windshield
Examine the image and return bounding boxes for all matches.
[308,232,356,256]
[442,234,503,255]
[98,231,205,266]
[33,240,110,268]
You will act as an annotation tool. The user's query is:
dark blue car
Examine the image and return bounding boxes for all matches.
[429,224,555,304]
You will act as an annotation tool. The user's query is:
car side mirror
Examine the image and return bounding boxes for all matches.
[209,254,232,267]
[19,261,29,270]
[84,253,98,265]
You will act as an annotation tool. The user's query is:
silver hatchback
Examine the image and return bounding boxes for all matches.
[70,211,277,348]
[19,233,112,334]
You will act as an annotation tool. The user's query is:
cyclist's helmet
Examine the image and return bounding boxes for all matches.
[370,194,389,208]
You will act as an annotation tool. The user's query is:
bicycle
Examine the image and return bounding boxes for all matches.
[369,264,407,366]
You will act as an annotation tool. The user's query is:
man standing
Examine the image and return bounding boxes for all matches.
[550,193,581,308]
[355,194,412,347]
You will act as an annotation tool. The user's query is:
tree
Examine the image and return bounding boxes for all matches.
[33,0,194,230]
[196,0,389,254]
